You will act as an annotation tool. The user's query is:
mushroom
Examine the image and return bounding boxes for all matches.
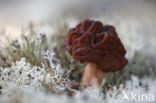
[65,19,128,87]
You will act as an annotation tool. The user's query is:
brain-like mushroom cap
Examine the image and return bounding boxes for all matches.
[65,19,128,72]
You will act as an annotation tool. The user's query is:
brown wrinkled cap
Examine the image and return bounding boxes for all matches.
[65,19,128,72]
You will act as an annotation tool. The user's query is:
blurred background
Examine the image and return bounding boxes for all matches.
[0,0,156,51]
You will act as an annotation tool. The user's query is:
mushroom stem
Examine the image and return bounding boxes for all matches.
[81,63,105,87]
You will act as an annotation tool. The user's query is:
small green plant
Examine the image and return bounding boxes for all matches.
[0,23,48,67]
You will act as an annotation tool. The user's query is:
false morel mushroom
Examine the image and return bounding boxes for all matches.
[65,19,128,87]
